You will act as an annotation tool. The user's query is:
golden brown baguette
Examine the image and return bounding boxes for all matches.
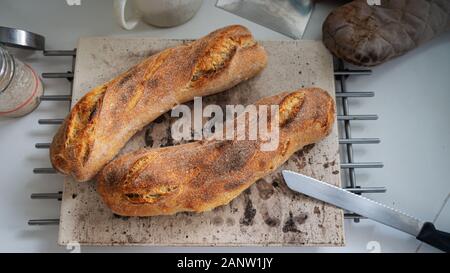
[50,25,268,182]
[97,88,336,216]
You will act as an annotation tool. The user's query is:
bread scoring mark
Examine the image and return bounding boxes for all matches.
[122,49,172,111]
[64,84,107,166]
[87,105,97,122]
[190,34,256,85]
[191,39,238,83]
[124,185,179,204]
[66,85,106,143]
[122,155,155,186]
[279,91,305,127]
[143,49,172,81]
[126,83,144,111]
[280,139,290,157]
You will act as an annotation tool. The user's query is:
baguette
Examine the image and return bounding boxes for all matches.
[97,88,335,216]
[50,25,268,182]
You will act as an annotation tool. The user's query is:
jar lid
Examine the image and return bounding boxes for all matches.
[0,46,15,93]
[0,27,45,51]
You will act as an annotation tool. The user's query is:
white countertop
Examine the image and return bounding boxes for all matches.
[0,0,449,253]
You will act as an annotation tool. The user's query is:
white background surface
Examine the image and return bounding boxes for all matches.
[0,0,449,253]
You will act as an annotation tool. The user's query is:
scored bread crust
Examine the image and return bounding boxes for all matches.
[97,88,336,216]
[50,25,268,182]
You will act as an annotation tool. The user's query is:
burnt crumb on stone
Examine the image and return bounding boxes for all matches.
[294,213,308,225]
[113,214,130,221]
[226,217,235,226]
[323,160,336,169]
[295,143,315,158]
[72,194,77,199]
[263,212,280,227]
[294,157,307,170]
[256,179,274,200]
[240,196,256,226]
[264,217,280,227]
[332,170,340,175]
[282,211,301,233]
[212,216,224,226]
[272,180,279,188]
[313,206,321,215]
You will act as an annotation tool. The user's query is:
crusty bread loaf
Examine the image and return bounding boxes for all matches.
[50,25,268,182]
[97,88,336,216]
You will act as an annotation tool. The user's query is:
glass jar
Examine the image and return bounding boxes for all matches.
[0,45,43,118]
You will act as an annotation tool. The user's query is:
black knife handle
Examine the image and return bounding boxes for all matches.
[416,222,450,253]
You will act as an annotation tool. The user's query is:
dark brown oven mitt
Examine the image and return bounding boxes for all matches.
[322,0,450,67]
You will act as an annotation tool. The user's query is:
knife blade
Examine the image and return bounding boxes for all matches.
[281,170,450,252]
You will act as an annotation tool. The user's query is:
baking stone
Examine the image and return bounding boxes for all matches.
[58,37,344,246]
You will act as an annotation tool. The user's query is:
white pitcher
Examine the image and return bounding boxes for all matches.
[114,0,203,29]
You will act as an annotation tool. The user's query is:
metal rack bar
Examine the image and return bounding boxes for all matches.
[43,50,76,56]
[335,92,374,98]
[35,143,50,149]
[341,162,384,169]
[339,61,357,190]
[339,138,380,144]
[33,168,57,174]
[31,192,62,200]
[334,70,372,76]
[38,118,63,125]
[41,72,74,79]
[28,219,59,226]
[40,95,72,101]
[337,115,378,121]
[346,187,386,194]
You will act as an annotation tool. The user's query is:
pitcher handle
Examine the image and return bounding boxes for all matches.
[113,0,139,30]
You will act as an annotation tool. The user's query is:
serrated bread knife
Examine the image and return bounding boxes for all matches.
[281,170,450,252]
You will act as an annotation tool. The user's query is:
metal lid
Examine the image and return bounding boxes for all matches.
[0,26,45,50]
[0,46,15,93]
